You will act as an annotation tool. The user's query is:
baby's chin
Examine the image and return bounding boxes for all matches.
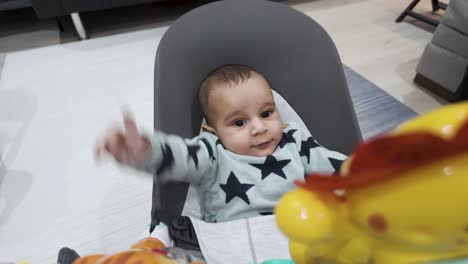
[249,150,275,157]
[247,145,277,157]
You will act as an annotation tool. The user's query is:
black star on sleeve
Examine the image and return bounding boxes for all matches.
[279,129,297,148]
[299,137,320,163]
[187,144,200,169]
[219,172,254,205]
[156,143,174,175]
[200,138,216,161]
[249,155,291,180]
[259,211,274,216]
[328,157,344,172]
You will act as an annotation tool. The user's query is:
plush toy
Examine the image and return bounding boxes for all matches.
[275,102,468,264]
[72,237,203,264]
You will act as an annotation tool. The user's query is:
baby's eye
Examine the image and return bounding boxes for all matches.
[261,111,272,118]
[234,120,245,127]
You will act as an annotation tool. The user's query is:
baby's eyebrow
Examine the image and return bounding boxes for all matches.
[262,102,276,108]
[224,110,242,122]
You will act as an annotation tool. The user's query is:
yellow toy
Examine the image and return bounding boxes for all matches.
[275,102,468,264]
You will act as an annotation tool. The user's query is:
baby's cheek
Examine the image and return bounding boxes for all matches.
[223,132,249,152]
[273,122,284,140]
[234,133,251,149]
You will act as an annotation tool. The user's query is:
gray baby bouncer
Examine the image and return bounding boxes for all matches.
[151,0,362,262]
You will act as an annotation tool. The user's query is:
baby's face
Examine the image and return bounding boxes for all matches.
[206,73,283,157]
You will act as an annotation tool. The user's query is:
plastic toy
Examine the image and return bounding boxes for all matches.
[72,237,203,264]
[259,259,295,264]
[275,102,468,264]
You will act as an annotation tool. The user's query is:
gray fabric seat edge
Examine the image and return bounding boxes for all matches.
[152,0,362,228]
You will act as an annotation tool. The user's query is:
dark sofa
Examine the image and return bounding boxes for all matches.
[0,0,32,10]
[31,0,168,39]
[414,0,468,101]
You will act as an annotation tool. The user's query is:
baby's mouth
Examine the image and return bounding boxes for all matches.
[254,140,272,149]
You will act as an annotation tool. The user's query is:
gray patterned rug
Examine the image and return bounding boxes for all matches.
[345,65,418,139]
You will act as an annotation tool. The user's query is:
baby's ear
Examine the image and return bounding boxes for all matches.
[202,124,217,134]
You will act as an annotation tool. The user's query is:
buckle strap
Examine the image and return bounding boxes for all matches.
[169,216,200,251]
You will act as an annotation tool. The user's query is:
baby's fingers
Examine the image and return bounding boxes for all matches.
[95,129,128,163]
[105,132,131,163]
[123,112,142,151]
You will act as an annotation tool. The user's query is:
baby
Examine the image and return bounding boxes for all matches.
[97,64,346,223]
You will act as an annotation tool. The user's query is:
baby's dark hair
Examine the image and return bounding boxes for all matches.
[199,64,254,123]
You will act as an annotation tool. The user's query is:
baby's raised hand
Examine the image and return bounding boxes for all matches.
[95,112,151,165]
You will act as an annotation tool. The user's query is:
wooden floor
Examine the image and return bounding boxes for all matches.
[287,0,448,114]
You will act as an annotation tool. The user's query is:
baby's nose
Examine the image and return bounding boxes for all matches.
[251,119,268,135]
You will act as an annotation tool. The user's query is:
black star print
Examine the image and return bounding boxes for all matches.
[156,143,174,175]
[250,155,291,180]
[259,212,274,216]
[200,138,216,161]
[220,172,254,205]
[299,137,320,163]
[279,129,297,148]
[328,158,344,172]
[187,144,200,168]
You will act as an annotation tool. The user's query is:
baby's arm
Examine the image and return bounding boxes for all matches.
[135,131,217,184]
[96,113,217,184]
[290,124,347,174]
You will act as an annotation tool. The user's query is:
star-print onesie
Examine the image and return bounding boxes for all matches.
[135,122,347,223]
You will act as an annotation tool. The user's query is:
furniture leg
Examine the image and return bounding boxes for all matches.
[431,0,440,11]
[71,13,88,40]
[55,17,64,32]
[406,11,439,26]
[396,0,446,27]
[396,0,421,22]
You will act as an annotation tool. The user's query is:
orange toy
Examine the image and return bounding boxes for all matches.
[72,237,201,264]
[130,237,166,251]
